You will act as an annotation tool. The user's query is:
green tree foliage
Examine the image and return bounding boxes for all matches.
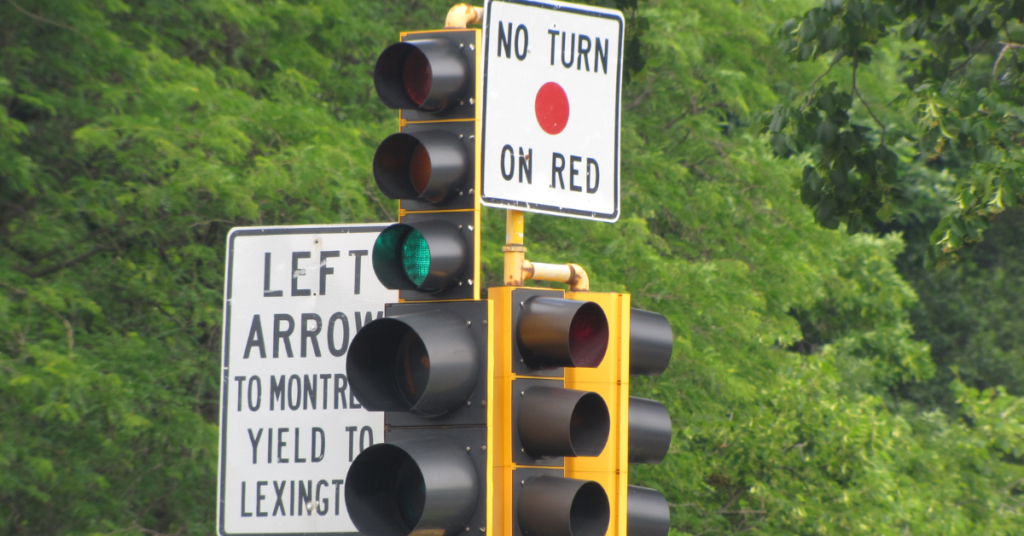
[764,0,1024,260]
[1,0,1022,535]
[897,209,1024,411]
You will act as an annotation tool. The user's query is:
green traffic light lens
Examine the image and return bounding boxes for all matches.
[401,229,431,286]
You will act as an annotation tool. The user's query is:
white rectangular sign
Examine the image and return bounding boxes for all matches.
[481,0,623,222]
[217,225,397,535]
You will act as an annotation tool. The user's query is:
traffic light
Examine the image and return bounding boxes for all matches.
[344,300,490,536]
[344,25,489,536]
[626,308,674,536]
[491,287,617,536]
[369,28,481,302]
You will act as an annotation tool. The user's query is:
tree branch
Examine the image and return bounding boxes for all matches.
[15,243,116,278]
[661,112,689,132]
[6,0,79,33]
[715,489,744,515]
[993,42,1024,78]
[626,81,654,111]
[950,40,989,76]
[806,51,846,100]
[852,59,886,143]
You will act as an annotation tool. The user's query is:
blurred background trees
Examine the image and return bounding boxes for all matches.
[0,0,1021,534]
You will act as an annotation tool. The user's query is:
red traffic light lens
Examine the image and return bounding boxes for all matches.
[568,303,609,368]
[403,48,432,107]
[374,38,468,113]
[518,298,609,369]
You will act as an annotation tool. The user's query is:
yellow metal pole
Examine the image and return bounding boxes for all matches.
[503,210,526,286]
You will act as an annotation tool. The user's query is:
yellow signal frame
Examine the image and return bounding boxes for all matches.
[489,286,629,536]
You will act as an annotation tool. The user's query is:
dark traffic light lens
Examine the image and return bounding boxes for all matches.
[570,482,611,536]
[410,142,431,194]
[393,457,426,531]
[568,303,609,368]
[395,330,430,408]
[569,392,611,456]
[402,48,432,107]
[373,131,467,205]
[401,229,431,286]
[346,439,478,536]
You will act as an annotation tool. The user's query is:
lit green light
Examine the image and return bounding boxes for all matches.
[401,229,430,286]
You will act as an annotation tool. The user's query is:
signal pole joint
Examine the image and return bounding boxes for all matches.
[503,209,590,291]
[445,3,484,29]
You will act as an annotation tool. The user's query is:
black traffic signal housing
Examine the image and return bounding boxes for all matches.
[626,308,675,536]
[343,27,489,536]
[369,29,481,302]
[345,300,490,536]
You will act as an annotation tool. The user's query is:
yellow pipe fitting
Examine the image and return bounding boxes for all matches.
[564,263,589,292]
[523,261,590,292]
[445,3,483,28]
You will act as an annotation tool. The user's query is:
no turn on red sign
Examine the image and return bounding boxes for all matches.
[481,0,624,222]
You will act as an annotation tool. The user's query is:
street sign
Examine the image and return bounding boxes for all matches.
[480,0,624,222]
[217,224,397,536]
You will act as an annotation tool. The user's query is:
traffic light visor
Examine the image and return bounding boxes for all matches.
[518,386,610,458]
[375,38,469,112]
[627,486,671,536]
[518,476,609,536]
[628,397,672,464]
[346,440,478,536]
[517,297,609,369]
[373,222,468,294]
[348,311,478,417]
[374,131,469,205]
[630,308,673,376]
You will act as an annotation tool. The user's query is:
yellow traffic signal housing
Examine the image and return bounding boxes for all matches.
[491,287,673,536]
[490,286,621,536]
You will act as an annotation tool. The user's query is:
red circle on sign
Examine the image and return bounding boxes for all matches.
[535,82,570,135]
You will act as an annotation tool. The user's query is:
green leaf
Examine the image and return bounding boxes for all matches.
[816,119,839,146]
